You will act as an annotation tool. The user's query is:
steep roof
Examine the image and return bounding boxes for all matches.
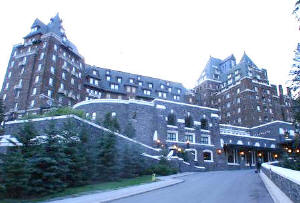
[239,52,257,67]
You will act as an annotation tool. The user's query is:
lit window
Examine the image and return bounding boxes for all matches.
[48,90,52,98]
[30,100,35,108]
[49,78,53,86]
[39,53,44,60]
[160,84,164,89]
[129,78,134,83]
[163,93,167,98]
[93,70,97,75]
[203,150,213,161]
[111,84,119,90]
[32,88,37,95]
[117,77,122,83]
[95,80,99,86]
[107,76,111,81]
[126,86,131,92]
[54,44,57,51]
[237,98,240,103]
[168,87,171,92]
[237,88,240,94]
[10,61,14,67]
[257,106,261,111]
[71,78,75,85]
[89,78,93,84]
[178,89,181,94]
[158,92,162,97]
[8,72,11,78]
[3,94,6,101]
[51,66,55,74]
[35,76,39,83]
[238,118,241,123]
[132,87,136,93]
[143,89,151,95]
[138,81,143,86]
[62,72,66,80]
[38,64,42,71]
[60,83,64,89]
[149,83,153,89]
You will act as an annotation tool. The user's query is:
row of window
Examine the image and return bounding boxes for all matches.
[166,131,210,145]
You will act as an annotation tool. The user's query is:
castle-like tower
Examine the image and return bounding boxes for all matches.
[1,14,86,119]
[195,53,293,127]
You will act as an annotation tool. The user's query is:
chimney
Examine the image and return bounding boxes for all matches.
[287,87,292,97]
[279,85,283,96]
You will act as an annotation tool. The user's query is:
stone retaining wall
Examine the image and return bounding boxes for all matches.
[262,165,300,203]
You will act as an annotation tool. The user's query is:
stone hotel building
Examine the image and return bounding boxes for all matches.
[0,14,297,171]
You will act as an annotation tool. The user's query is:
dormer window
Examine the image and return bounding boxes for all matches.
[31,26,38,33]
[63,37,67,42]
[117,77,122,83]
[149,83,153,89]
[160,84,164,89]
[106,70,110,75]
[129,78,134,83]
[93,70,97,76]
[178,89,181,94]
[138,81,143,86]
[168,87,172,92]
[106,76,111,81]
[138,76,141,80]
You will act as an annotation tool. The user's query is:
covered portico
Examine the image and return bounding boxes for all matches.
[223,144,279,167]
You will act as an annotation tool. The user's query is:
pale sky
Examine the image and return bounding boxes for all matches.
[0,0,299,90]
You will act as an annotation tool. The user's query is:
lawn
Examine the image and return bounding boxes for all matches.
[0,175,153,203]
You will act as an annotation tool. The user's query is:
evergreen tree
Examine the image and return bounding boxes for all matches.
[62,119,88,186]
[1,149,30,198]
[96,113,119,181]
[28,121,69,195]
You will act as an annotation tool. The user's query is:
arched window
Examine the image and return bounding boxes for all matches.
[185,115,193,128]
[201,119,208,130]
[203,150,213,162]
[167,113,176,126]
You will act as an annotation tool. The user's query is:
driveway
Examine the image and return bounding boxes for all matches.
[111,170,273,203]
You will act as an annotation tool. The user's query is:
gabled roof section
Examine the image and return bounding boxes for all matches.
[221,54,236,63]
[47,13,66,39]
[239,52,257,67]
[31,18,46,29]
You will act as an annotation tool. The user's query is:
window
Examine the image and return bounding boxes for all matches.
[163,92,167,98]
[92,112,96,120]
[185,134,194,143]
[143,89,151,95]
[38,64,42,71]
[20,68,24,75]
[48,90,52,98]
[257,106,261,112]
[167,113,176,126]
[10,61,14,68]
[30,100,35,108]
[95,79,99,86]
[117,77,122,83]
[3,94,6,101]
[14,103,18,110]
[126,86,131,93]
[178,89,181,94]
[168,87,172,92]
[203,150,213,161]
[237,88,240,94]
[16,90,20,98]
[238,108,241,113]
[226,93,230,99]
[226,102,231,108]
[167,132,177,141]
[106,93,111,98]
[200,136,209,144]
[149,83,153,89]
[35,76,39,83]
[201,119,208,130]
[132,87,136,93]
[71,78,75,85]
[254,87,258,92]
[237,98,240,103]
[54,44,57,51]
[238,118,241,123]
[79,72,82,78]
[111,84,119,90]
[39,53,44,60]
[226,112,231,117]
[173,95,180,100]
[49,78,53,86]
[8,72,11,78]
[106,76,111,81]
[138,81,143,86]
[89,78,94,84]
[129,78,134,83]
[62,72,66,80]
[60,83,64,89]
[51,66,55,74]
[160,84,164,89]
[185,115,193,128]
[267,90,270,94]
[32,88,37,95]
[93,70,97,75]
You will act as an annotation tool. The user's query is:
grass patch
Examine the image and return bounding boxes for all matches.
[0,175,153,203]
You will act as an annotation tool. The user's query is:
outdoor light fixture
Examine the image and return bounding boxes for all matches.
[216,149,222,154]
[274,154,278,158]
[240,151,245,156]
[296,149,300,153]
[288,149,292,153]
[156,139,161,144]
[258,152,262,157]
[177,148,182,152]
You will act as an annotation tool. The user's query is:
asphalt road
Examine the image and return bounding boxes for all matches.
[111,170,273,203]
